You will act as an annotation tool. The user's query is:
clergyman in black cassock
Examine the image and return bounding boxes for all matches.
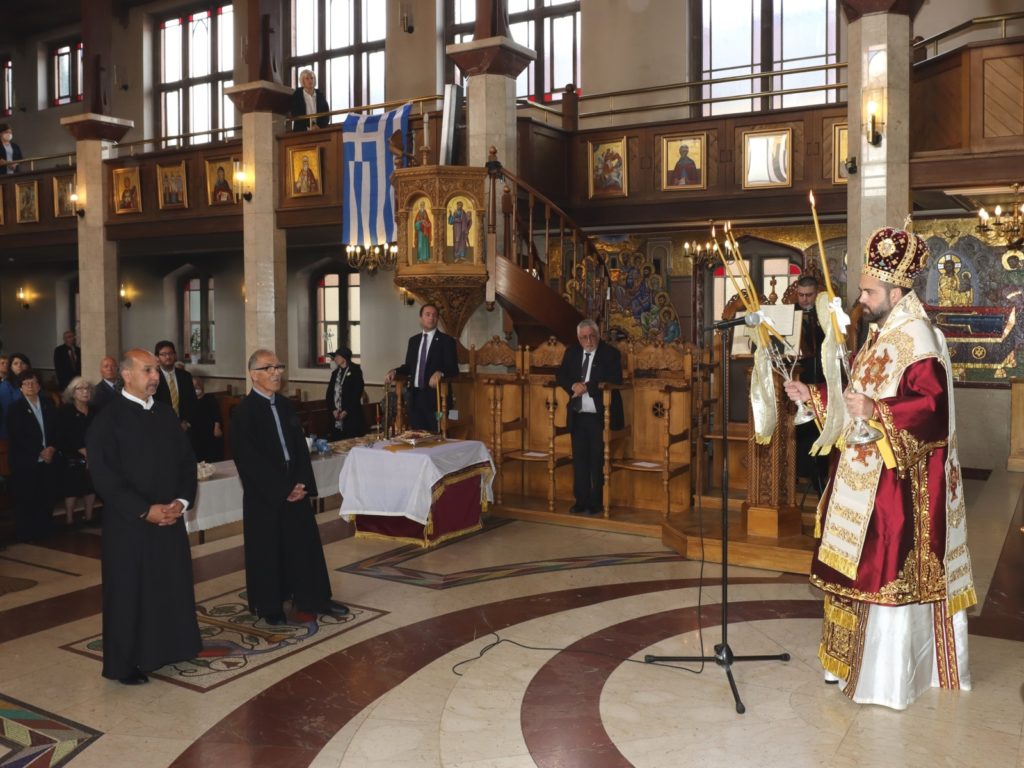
[231,349,347,625]
[86,349,201,684]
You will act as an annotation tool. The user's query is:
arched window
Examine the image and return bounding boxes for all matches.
[446,0,581,103]
[313,270,360,364]
[711,252,801,320]
[182,275,215,363]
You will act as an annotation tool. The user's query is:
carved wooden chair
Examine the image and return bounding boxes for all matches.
[600,340,693,519]
[488,337,573,511]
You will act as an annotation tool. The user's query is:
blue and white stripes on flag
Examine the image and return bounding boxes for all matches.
[341,103,412,246]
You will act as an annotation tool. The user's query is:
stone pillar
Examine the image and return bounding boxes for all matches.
[842,1,922,304]
[61,113,133,377]
[446,36,534,172]
[226,81,292,367]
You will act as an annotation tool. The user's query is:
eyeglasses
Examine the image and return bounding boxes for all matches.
[252,364,286,372]
[74,385,91,391]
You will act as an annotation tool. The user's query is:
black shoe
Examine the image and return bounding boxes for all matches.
[118,668,149,685]
[262,612,288,626]
[569,505,586,514]
[320,600,350,617]
[584,507,602,516]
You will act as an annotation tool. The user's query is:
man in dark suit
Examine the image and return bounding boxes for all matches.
[90,355,122,413]
[556,319,624,515]
[53,330,82,391]
[153,340,197,431]
[385,303,459,431]
[231,348,349,625]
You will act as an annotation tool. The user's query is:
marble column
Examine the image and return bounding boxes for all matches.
[61,113,133,378]
[226,81,292,366]
[843,2,921,304]
[241,108,288,363]
[447,36,535,172]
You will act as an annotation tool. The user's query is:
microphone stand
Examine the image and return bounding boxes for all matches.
[644,324,790,714]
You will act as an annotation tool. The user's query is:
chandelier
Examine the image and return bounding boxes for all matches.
[346,243,398,274]
[977,183,1023,244]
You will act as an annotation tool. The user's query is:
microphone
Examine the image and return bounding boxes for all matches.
[707,311,764,332]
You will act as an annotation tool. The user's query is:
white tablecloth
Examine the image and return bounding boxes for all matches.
[337,440,494,525]
[185,452,346,534]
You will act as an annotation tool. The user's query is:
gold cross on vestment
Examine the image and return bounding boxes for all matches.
[857,348,892,392]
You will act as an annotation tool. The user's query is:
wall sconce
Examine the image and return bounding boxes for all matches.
[865,101,882,146]
[119,283,132,309]
[16,286,29,309]
[69,192,85,218]
[843,156,858,175]
[234,169,252,202]
[399,287,415,306]
[400,3,414,33]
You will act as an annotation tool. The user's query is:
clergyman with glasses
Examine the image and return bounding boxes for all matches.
[230,349,350,626]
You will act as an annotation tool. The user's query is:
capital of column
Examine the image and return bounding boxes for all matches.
[839,0,924,23]
[225,80,293,115]
[446,36,536,79]
[60,113,134,142]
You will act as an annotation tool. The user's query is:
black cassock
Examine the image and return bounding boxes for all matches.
[86,395,201,680]
[231,391,333,618]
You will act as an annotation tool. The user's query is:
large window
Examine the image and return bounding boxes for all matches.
[183,276,216,363]
[51,41,84,107]
[700,0,839,115]
[446,0,581,103]
[158,5,235,145]
[1,58,12,116]
[314,271,360,364]
[288,0,386,119]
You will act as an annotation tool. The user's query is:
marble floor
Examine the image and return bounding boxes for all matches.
[1,470,1023,768]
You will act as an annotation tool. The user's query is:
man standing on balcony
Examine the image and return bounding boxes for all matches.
[385,303,459,431]
[556,319,623,515]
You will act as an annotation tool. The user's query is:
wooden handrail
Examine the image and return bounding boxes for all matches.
[913,12,1024,57]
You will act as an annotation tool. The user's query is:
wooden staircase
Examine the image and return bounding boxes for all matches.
[493,257,582,346]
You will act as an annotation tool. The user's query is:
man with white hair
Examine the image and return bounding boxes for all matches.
[555,319,623,515]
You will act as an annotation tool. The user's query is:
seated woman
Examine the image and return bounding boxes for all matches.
[56,376,97,526]
[7,369,57,541]
[325,347,367,440]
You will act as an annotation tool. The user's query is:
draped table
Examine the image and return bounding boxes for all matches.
[185,452,346,535]
[337,439,494,547]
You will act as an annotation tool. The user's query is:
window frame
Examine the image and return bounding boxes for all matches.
[444,0,581,103]
[154,3,236,146]
[285,0,387,120]
[181,273,216,364]
[694,0,840,116]
[310,267,360,367]
[1,57,13,116]
[49,39,84,107]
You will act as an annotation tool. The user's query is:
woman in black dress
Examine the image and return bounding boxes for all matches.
[190,377,224,462]
[7,369,58,541]
[325,347,367,439]
[56,376,97,525]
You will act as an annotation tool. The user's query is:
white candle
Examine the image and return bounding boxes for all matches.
[423,110,430,146]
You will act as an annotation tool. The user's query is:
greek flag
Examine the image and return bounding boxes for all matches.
[342,103,412,246]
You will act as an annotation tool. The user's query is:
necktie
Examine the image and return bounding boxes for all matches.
[417,333,429,388]
[167,372,179,414]
[69,346,76,367]
[268,397,291,462]
[582,352,591,379]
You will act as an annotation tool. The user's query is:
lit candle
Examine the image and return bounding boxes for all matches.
[994,205,1002,225]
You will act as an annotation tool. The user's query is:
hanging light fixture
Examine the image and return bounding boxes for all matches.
[977,183,1023,243]
[346,243,399,274]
